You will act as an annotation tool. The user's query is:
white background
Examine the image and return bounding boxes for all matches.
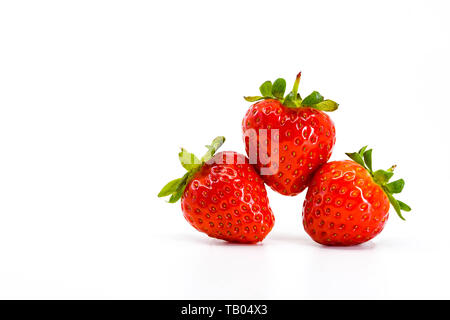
[0,0,449,299]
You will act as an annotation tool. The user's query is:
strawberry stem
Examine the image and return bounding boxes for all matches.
[292,71,301,97]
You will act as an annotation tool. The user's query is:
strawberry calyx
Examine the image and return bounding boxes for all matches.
[244,72,339,111]
[158,136,225,203]
[346,146,411,220]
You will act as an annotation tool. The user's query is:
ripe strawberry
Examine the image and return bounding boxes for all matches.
[158,136,275,243]
[302,146,411,246]
[242,72,338,196]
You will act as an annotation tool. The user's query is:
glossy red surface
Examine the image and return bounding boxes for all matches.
[181,151,275,243]
[242,99,335,196]
[302,160,390,246]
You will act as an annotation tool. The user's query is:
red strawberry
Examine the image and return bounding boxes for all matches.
[302,146,411,246]
[242,72,338,196]
[158,136,275,243]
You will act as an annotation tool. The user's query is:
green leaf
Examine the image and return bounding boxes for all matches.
[373,169,394,184]
[358,146,368,155]
[259,81,272,97]
[201,136,226,162]
[244,96,265,102]
[363,149,373,172]
[159,136,226,204]
[158,178,183,198]
[179,148,201,171]
[313,99,338,111]
[398,200,411,212]
[345,152,366,168]
[301,91,324,106]
[386,179,405,194]
[168,187,185,203]
[386,193,405,220]
[167,172,190,203]
[271,78,286,99]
